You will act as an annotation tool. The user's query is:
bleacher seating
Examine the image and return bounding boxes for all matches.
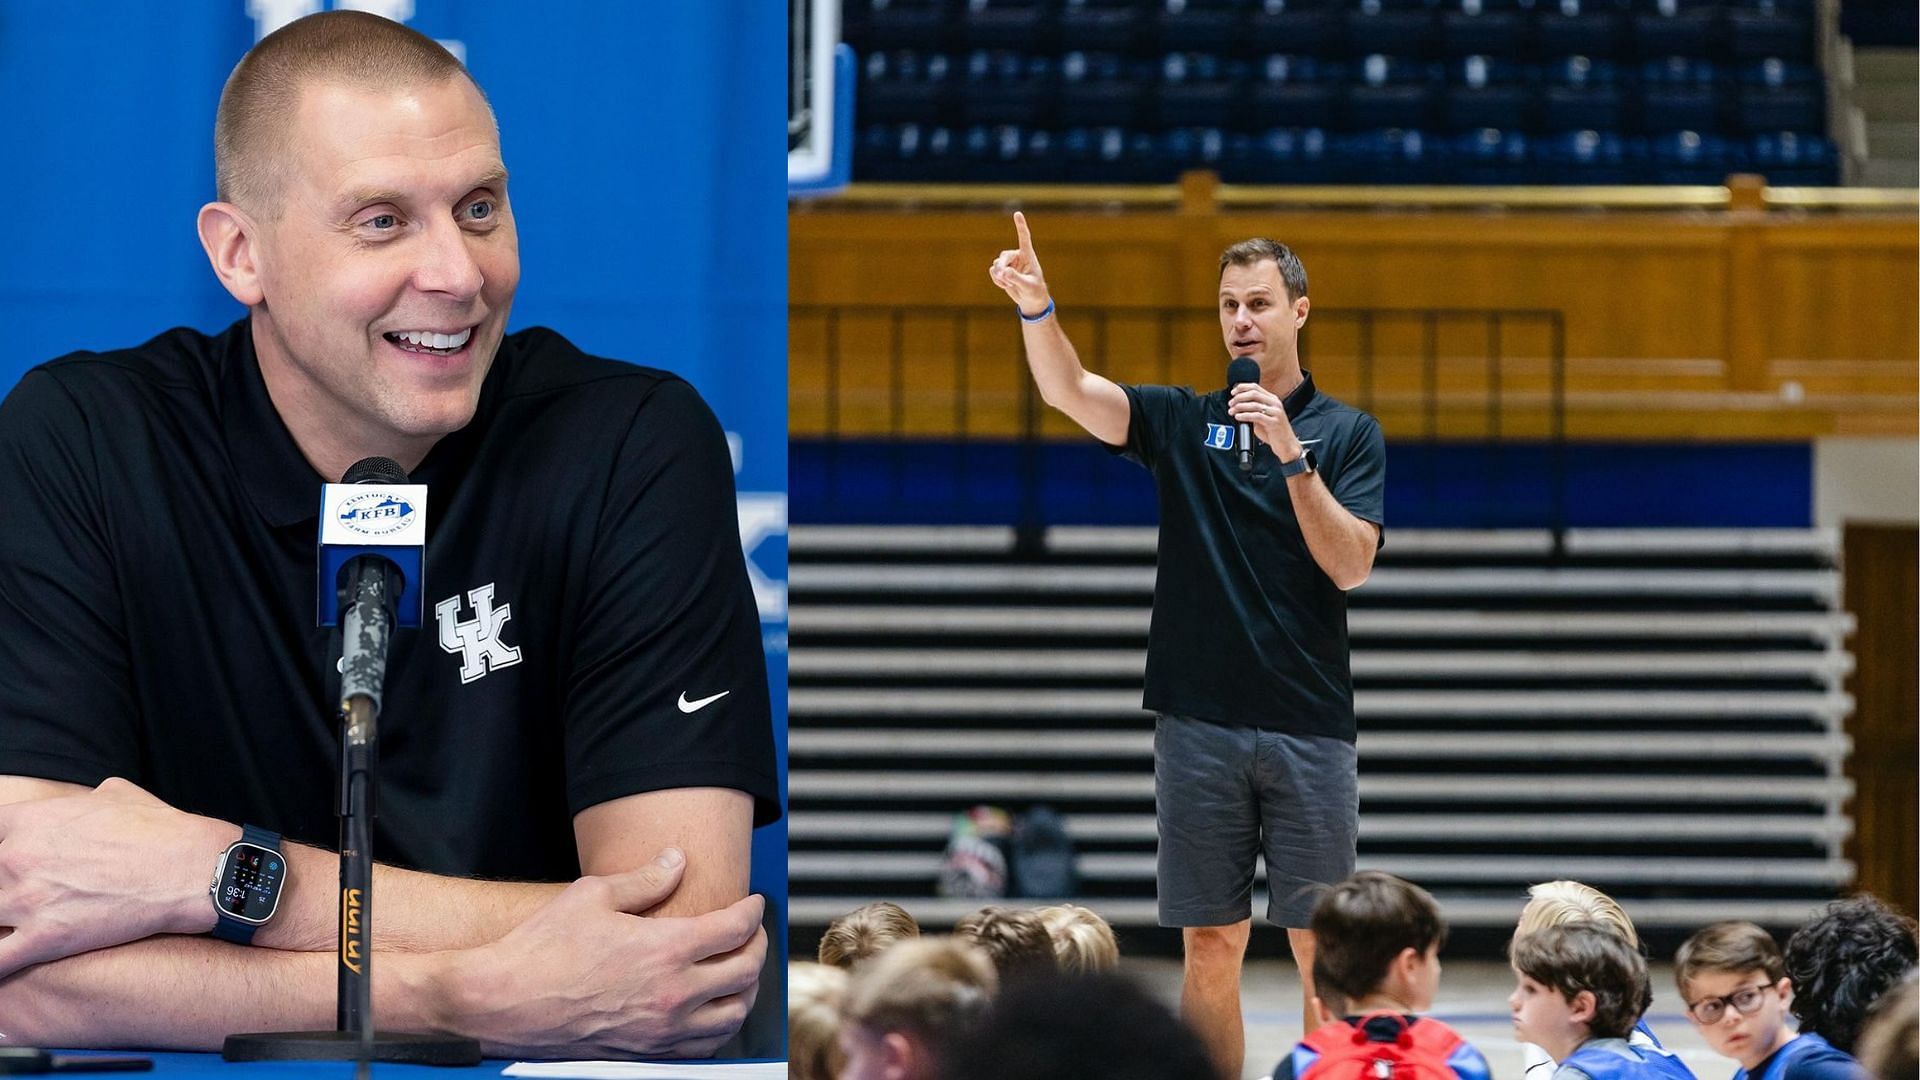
[787,526,1857,931]
[841,0,1837,184]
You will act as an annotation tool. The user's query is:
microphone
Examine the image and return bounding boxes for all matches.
[1227,356,1260,473]
[318,458,426,719]
[316,456,428,630]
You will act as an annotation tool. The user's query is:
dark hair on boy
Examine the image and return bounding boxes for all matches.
[1511,924,1652,1041]
[1676,921,1787,993]
[954,906,1060,982]
[937,972,1217,1080]
[819,900,922,969]
[1310,871,1448,1003]
[1785,895,1919,1054]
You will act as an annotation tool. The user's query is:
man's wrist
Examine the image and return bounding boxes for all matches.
[181,816,241,935]
[1018,296,1054,323]
[1274,439,1305,465]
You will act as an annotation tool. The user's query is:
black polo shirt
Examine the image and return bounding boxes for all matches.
[1114,371,1385,740]
[0,319,778,882]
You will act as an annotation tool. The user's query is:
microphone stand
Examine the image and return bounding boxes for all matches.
[223,562,481,1067]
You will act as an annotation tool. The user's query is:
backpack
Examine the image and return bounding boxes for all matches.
[1010,805,1079,898]
[936,805,1012,899]
[1297,1014,1470,1080]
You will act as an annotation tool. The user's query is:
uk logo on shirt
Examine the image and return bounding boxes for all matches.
[1203,423,1235,450]
[435,583,523,685]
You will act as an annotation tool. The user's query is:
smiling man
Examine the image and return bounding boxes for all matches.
[0,11,775,1058]
[989,215,1385,1079]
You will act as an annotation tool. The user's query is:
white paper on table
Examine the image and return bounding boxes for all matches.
[503,1062,787,1080]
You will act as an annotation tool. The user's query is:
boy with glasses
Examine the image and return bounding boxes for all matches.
[1676,921,1867,1080]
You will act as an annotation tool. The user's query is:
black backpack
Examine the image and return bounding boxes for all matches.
[1010,805,1079,898]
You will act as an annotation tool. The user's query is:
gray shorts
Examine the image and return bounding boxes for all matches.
[1153,714,1358,929]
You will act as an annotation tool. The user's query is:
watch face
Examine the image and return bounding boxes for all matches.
[216,842,284,923]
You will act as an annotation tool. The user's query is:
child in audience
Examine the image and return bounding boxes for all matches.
[1676,921,1866,1080]
[1036,903,1120,975]
[953,905,1060,982]
[819,900,922,969]
[788,961,849,1080]
[840,936,998,1080]
[1271,871,1493,1080]
[1518,881,1669,1080]
[1785,896,1919,1055]
[1510,924,1697,1080]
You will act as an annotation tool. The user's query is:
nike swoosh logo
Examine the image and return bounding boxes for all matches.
[677,690,730,713]
[1299,438,1323,445]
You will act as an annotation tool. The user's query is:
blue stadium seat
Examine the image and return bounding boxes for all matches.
[961,123,1064,180]
[856,122,968,181]
[1061,125,1169,181]
[861,50,957,126]
[1060,0,1146,53]
[1248,0,1343,57]
[1535,0,1628,62]
[1224,126,1338,182]
[1344,53,1440,130]
[1160,126,1241,173]
[958,0,1057,52]
[1153,0,1251,53]
[1645,128,1736,182]
[1154,52,1248,127]
[958,50,1055,126]
[1439,0,1531,58]
[1639,55,1721,133]
[1451,127,1533,182]
[1731,58,1824,133]
[1442,54,1533,129]
[1249,54,1344,130]
[1337,127,1436,182]
[1344,0,1441,58]
[1631,0,1719,58]
[844,0,957,53]
[1726,0,1814,60]
[1542,55,1625,130]
[1058,51,1149,127]
[1747,129,1837,184]
[1534,128,1638,182]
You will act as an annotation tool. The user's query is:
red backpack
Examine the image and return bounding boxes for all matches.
[1297,1013,1468,1080]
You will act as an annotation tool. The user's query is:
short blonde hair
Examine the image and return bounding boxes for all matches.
[788,962,848,1080]
[1517,881,1641,950]
[1036,904,1120,975]
[953,906,1059,981]
[214,10,491,215]
[819,900,921,969]
[844,937,997,1043]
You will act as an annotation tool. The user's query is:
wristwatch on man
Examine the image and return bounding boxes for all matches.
[209,824,286,944]
[1276,445,1318,479]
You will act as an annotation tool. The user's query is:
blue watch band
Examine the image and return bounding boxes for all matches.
[211,824,283,945]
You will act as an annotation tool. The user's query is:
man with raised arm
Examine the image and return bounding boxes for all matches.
[989,213,1386,1079]
[0,11,775,1058]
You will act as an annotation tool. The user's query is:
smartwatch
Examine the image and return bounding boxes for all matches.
[209,824,286,944]
[1276,445,1318,478]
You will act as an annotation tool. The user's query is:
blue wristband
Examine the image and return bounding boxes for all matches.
[1019,298,1055,323]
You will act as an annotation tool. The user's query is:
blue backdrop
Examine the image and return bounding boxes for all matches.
[0,1,788,912]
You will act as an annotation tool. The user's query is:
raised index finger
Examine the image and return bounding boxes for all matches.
[1013,211,1035,257]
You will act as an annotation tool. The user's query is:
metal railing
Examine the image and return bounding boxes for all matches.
[792,303,1567,550]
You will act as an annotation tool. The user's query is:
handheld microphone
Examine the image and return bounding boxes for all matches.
[1227,356,1260,473]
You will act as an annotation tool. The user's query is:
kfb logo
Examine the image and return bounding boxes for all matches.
[1204,423,1236,450]
[336,492,417,536]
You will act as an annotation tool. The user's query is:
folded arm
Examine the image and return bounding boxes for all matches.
[0,778,762,1057]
